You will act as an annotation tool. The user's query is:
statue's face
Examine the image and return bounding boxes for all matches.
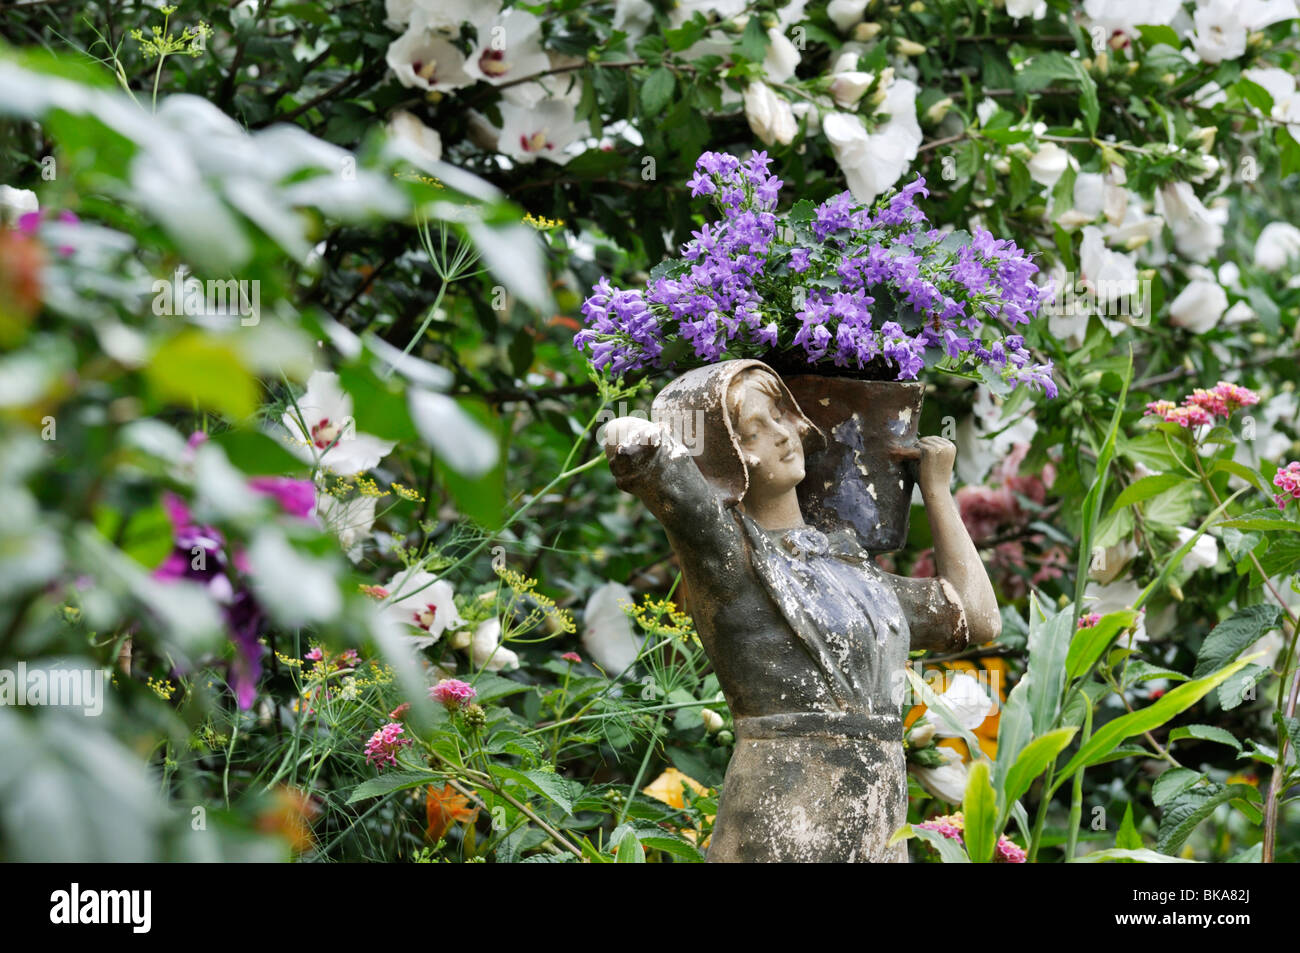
[733,381,805,500]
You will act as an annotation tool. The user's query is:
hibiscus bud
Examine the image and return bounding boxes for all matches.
[701,708,725,733]
[852,21,882,41]
[895,38,926,56]
[992,157,1011,174]
[1168,582,1184,603]
[1160,73,1176,85]
[909,721,936,747]
[715,729,735,745]
[908,0,925,11]
[449,628,472,650]
[1094,52,1109,74]
[1126,61,1140,76]
[830,71,875,108]
[924,97,953,123]
[726,13,749,32]
[1193,126,1217,151]
[1081,57,1092,71]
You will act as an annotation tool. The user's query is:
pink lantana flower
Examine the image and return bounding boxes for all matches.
[364,722,412,771]
[915,812,1027,863]
[1274,461,1300,510]
[430,678,476,710]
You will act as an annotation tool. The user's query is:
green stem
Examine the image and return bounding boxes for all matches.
[1065,704,1092,859]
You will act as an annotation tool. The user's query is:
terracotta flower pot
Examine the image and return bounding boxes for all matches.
[783,376,925,554]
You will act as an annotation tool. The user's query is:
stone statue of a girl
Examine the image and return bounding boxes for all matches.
[602,359,1000,862]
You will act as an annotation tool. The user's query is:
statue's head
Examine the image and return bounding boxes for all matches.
[651,359,823,507]
[725,366,813,505]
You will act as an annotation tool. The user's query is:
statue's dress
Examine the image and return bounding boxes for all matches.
[610,433,968,863]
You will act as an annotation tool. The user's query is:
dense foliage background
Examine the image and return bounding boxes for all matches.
[1,0,1299,862]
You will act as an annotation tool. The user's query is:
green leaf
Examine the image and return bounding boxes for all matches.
[1066,610,1139,681]
[637,833,704,862]
[1222,528,1264,563]
[1001,727,1078,823]
[1071,848,1197,863]
[1152,768,1203,807]
[1116,802,1143,850]
[209,427,306,476]
[1108,475,1192,514]
[640,67,675,116]
[962,760,998,863]
[1209,460,1275,498]
[613,824,645,862]
[1026,595,1073,733]
[1194,604,1281,677]
[346,770,438,804]
[1218,663,1269,710]
[992,677,1032,800]
[493,766,580,815]
[1217,510,1300,533]
[788,199,815,223]
[1168,724,1242,751]
[904,825,971,863]
[1137,25,1182,48]
[1157,784,1257,855]
[737,15,769,62]
[146,332,257,421]
[1053,658,1253,788]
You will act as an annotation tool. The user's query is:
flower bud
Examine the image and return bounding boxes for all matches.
[1193,126,1217,151]
[924,97,953,123]
[464,703,487,730]
[896,38,926,56]
[701,708,725,733]
[853,21,882,41]
[1094,51,1109,74]
[716,729,735,745]
[1168,582,1184,603]
[909,721,936,747]
[449,628,472,650]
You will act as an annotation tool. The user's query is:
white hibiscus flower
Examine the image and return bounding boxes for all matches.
[281,370,396,477]
[498,98,586,165]
[822,79,921,203]
[464,8,550,86]
[387,20,472,92]
[381,567,467,649]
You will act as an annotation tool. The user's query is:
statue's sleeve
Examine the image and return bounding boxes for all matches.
[606,428,741,566]
[887,573,970,652]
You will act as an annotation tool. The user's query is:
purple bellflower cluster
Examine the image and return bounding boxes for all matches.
[574,150,1057,397]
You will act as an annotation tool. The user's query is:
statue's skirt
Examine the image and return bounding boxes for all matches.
[706,711,909,863]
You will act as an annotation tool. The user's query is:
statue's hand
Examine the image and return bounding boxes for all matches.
[917,435,956,495]
[602,415,665,459]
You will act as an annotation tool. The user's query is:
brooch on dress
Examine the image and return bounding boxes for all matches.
[780,526,830,559]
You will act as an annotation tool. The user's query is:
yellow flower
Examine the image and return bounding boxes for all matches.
[642,767,707,810]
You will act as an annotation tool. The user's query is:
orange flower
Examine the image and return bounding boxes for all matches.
[642,767,713,849]
[425,783,479,842]
[641,767,707,810]
[255,785,319,853]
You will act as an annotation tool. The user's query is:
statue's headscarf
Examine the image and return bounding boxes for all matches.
[651,359,826,507]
